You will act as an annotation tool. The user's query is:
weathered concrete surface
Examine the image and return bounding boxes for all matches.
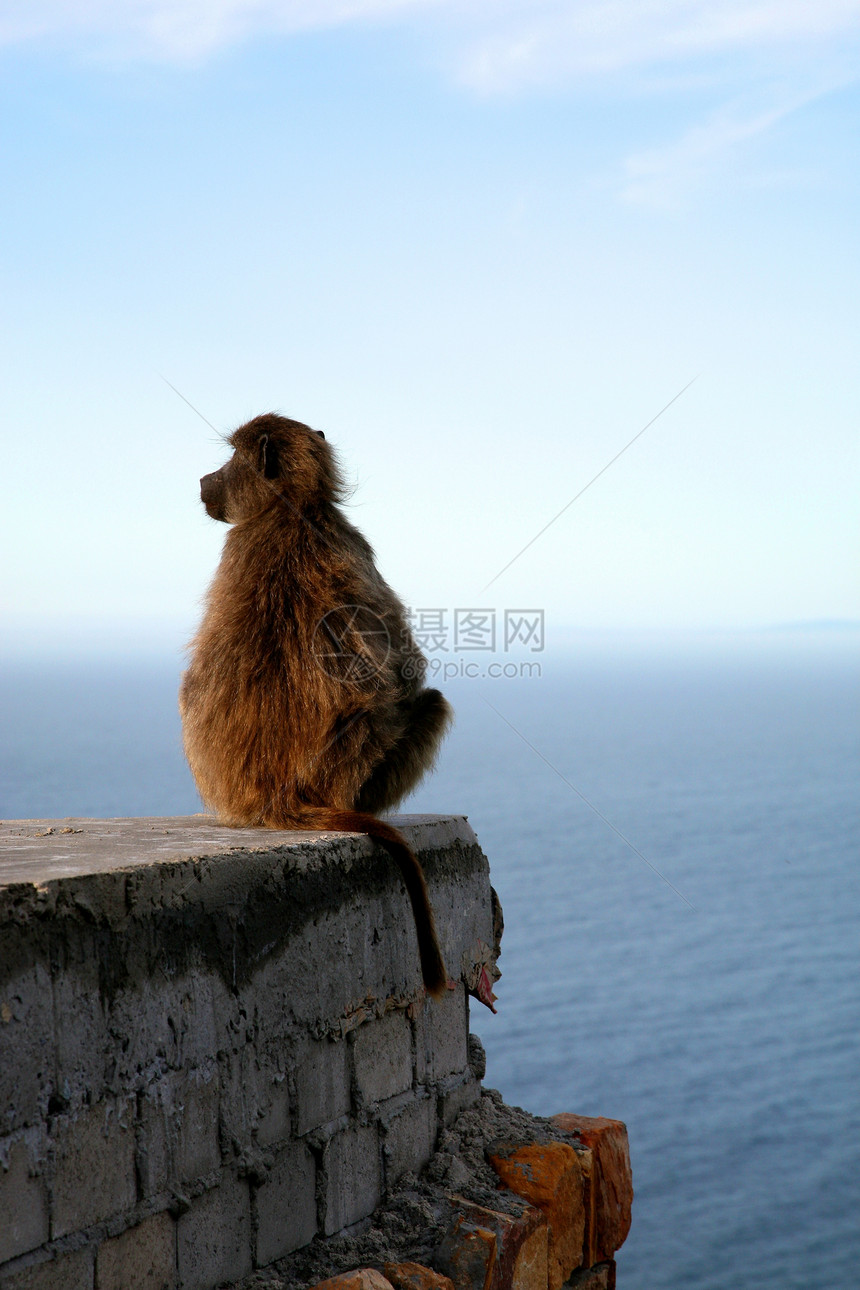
[0,815,493,1124]
[0,815,476,886]
[0,815,498,1290]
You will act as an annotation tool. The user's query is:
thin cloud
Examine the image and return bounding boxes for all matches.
[3,0,857,208]
[456,2,860,92]
[619,84,833,208]
[2,1,860,75]
[0,0,439,61]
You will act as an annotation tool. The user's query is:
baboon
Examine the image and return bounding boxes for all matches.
[179,413,453,997]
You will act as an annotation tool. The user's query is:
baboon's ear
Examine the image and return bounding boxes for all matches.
[259,434,279,478]
[315,430,325,440]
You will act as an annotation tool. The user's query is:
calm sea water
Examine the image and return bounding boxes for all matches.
[1,644,858,1289]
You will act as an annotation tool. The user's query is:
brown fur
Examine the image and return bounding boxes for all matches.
[179,413,453,996]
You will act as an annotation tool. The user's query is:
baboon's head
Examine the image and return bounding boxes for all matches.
[200,413,340,523]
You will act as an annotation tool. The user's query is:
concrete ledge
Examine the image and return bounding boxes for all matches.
[0,815,499,1289]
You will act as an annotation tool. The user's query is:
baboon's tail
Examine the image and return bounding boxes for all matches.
[280,806,447,1000]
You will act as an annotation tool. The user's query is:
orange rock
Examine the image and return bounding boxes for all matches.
[384,1261,455,1290]
[449,1197,548,1290]
[565,1260,616,1290]
[486,1141,584,1290]
[435,1215,497,1290]
[550,1115,632,1263]
[569,1140,598,1267]
[312,1271,395,1290]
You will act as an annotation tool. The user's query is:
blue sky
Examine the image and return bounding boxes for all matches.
[1,1,858,656]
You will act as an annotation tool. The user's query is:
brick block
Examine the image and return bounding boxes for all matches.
[435,1216,496,1290]
[384,1262,454,1290]
[0,1128,49,1263]
[564,1261,616,1290]
[220,1048,291,1151]
[0,954,53,1134]
[49,931,109,1110]
[176,1173,251,1290]
[450,1198,548,1290]
[50,1097,137,1239]
[381,1095,436,1189]
[254,1140,317,1266]
[323,1123,382,1235]
[174,1068,220,1183]
[487,1142,584,1290]
[0,1247,93,1290]
[415,988,468,1084]
[550,1115,632,1262]
[352,1013,412,1105]
[137,1070,220,1198]
[239,867,424,1032]
[254,1068,292,1149]
[137,1080,171,1199]
[96,1211,176,1290]
[295,1039,351,1136]
[437,1074,479,1127]
[312,1272,394,1290]
[108,970,230,1087]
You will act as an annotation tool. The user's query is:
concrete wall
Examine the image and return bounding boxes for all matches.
[0,815,499,1290]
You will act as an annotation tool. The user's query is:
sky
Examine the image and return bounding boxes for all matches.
[1,0,858,658]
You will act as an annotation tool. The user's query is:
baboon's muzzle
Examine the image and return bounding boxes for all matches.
[200,470,226,521]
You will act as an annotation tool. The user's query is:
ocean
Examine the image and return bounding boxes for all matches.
[1,642,858,1288]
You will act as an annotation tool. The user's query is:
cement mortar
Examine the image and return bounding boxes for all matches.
[236,1088,587,1289]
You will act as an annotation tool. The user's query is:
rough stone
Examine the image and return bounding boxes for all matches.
[96,1210,176,1290]
[323,1123,383,1236]
[312,1272,394,1290]
[50,1096,137,1239]
[449,1198,548,1290]
[434,1216,496,1290]
[176,1173,252,1290]
[550,1116,632,1263]
[0,1247,94,1290]
[563,1260,616,1290]
[466,1036,486,1083]
[353,1012,413,1106]
[255,1140,318,1266]
[384,1261,455,1290]
[487,1142,585,1290]
[0,1128,49,1263]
